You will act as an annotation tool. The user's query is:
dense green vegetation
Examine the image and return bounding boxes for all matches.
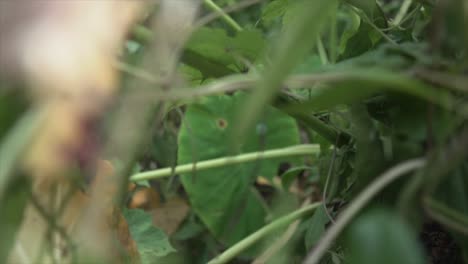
[1,0,468,263]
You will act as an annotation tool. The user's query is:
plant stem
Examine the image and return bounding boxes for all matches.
[393,0,413,27]
[316,36,329,65]
[207,202,322,264]
[196,0,263,29]
[288,112,351,147]
[328,4,338,64]
[253,199,312,264]
[423,197,468,235]
[114,61,159,84]
[203,0,243,32]
[304,158,426,264]
[130,144,320,182]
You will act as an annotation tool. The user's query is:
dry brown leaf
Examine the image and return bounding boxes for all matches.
[128,187,161,211]
[151,197,190,235]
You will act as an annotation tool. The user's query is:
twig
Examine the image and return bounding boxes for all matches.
[303,158,426,264]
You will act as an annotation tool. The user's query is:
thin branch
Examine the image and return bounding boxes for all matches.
[130,144,320,182]
[304,158,426,264]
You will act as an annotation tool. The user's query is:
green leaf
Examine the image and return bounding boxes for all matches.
[123,209,176,262]
[186,27,234,66]
[183,27,265,78]
[261,0,291,26]
[0,176,30,263]
[343,0,387,27]
[340,23,374,60]
[345,208,426,264]
[338,7,361,56]
[304,206,330,250]
[348,104,385,194]
[229,30,265,63]
[178,92,300,245]
[343,0,376,19]
[151,127,178,168]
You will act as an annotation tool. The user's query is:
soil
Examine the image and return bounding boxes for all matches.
[420,222,464,264]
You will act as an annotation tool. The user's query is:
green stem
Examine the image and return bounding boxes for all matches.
[114,61,159,84]
[130,144,320,182]
[392,0,413,27]
[287,112,351,147]
[328,9,338,63]
[423,197,468,235]
[203,0,243,31]
[304,158,426,264]
[316,36,329,65]
[207,202,322,264]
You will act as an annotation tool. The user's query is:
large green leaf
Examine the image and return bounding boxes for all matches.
[123,209,175,263]
[345,208,426,264]
[178,92,300,245]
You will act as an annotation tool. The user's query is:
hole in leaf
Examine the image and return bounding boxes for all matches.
[216,118,228,129]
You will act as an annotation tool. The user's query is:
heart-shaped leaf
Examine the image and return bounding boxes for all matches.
[178,92,300,245]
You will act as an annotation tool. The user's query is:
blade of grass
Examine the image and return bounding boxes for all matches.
[423,197,468,235]
[207,202,322,264]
